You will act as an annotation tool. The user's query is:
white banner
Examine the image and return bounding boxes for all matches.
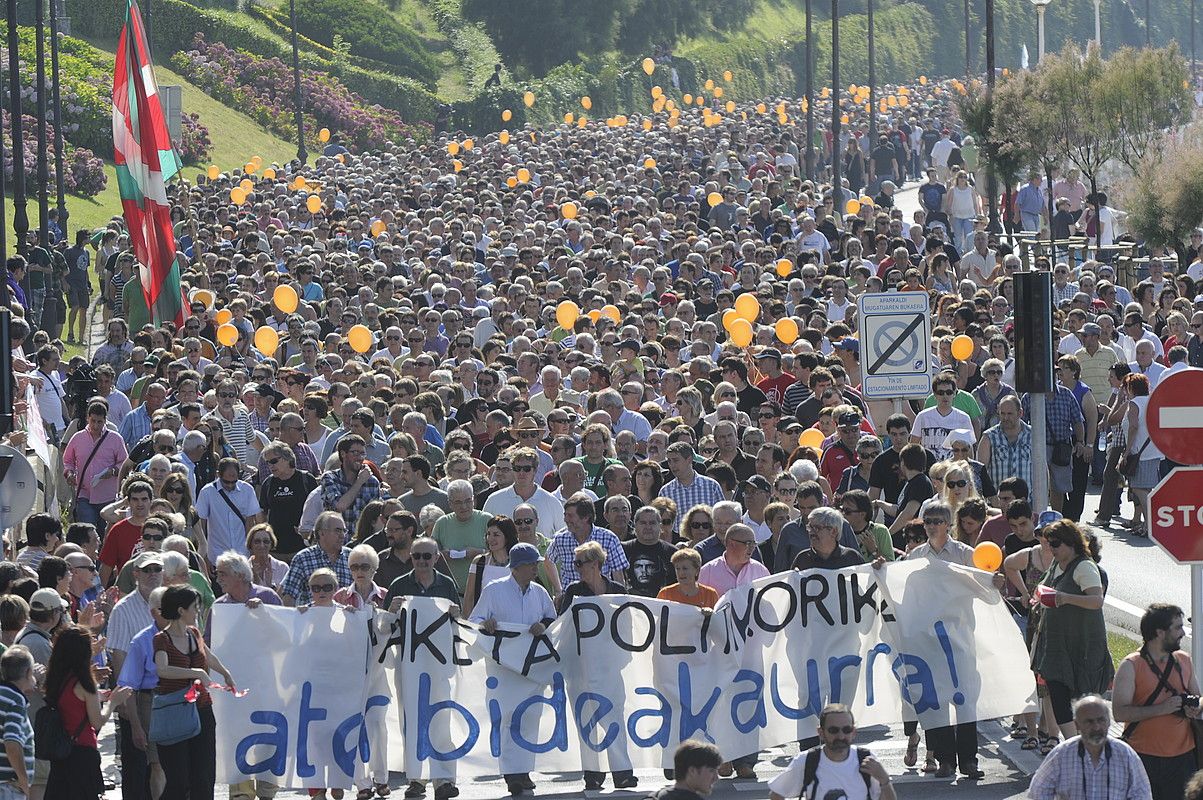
[212,561,1036,789]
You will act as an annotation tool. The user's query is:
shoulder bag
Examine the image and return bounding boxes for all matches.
[148,631,202,745]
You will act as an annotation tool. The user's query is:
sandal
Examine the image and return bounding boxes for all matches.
[1039,735,1059,756]
[1021,736,1039,750]
[904,732,920,767]
[922,753,939,773]
[376,785,392,797]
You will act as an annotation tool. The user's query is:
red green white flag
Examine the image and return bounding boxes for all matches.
[112,0,186,327]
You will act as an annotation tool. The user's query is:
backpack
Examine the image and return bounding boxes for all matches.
[798,746,873,800]
[34,688,86,762]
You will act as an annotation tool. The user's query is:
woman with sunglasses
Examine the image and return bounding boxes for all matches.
[333,545,387,610]
[246,524,289,593]
[834,435,880,500]
[1029,519,1112,749]
[463,517,518,618]
[678,505,714,548]
[840,490,895,562]
[556,541,638,791]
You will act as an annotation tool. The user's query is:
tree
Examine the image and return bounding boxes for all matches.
[957,86,1025,230]
[1122,134,1203,267]
[1103,45,1192,171]
[993,68,1060,246]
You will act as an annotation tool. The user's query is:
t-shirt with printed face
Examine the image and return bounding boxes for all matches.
[622,538,678,598]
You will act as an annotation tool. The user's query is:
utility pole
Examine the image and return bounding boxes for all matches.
[289,0,308,163]
[35,0,50,250]
[868,0,876,147]
[986,0,999,234]
[805,0,815,182]
[5,0,29,254]
[965,0,972,78]
[831,0,842,213]
[50,0,69,240]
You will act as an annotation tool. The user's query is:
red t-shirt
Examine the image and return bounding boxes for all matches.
[99,518,144,571]
[756,373,796,405]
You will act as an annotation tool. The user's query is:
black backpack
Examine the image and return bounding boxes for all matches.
[798,746,873,800]
[33,693,86,762]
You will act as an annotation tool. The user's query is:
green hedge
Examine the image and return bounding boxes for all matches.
[63,0,438,123]
[427,0,504,93]
[247,6,406,78]
[291,0,439,86]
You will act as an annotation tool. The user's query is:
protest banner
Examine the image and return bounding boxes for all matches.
[212,561,1036,789]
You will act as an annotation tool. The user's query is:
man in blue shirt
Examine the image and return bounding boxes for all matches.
[1016,173,1047,234]
[117,585,166,800]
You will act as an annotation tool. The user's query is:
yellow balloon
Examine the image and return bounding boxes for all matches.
[517,168,531,183]
[348,325,374,354]
[641,57,655,76]
[555,300,580,330]
[293,176,307,191]
[776,258,793,278]
[577,116,587,128]
[919,75,928,85]
[273,284,299,314]
[306,195,322,214]
[502,109,513,122]
[207,165,219,180]
[239,178,253,194]
[506,176,518,188]
[250,156,263,168]
[229,188,246,205]
[951,334,975,361]
[452,159,464,173]
[447,141,460,155]
[845,200,861,216]
[244,162,256,175]
[643,158,657,169]
[371,220,386,236]
[756,102,766,113]
[798,428,826,451]
[586,310,602,323]
[683,93,693,105]
[564,112,575,124]
[972,542,1004,572]
[695,95,705,106]
[734,293,760,322]
[723,69,733,82]
[216,324,239,347]
[319,127,331,142]
[841,114,850,124]
[729,318,753,347]
[704,79,715,91]
[263,168,277,180]
[651,85,662,98]
[561,202,579,219]
[190,289,214,308]
[775,318,799,344]
[707,191,723,208]
[499,131,510,144]
[254,326,279,355]
[642,119,653,131]
[580,96,592,110]
[725,100,736,113]
[523,91,536,108]
[215,309,233,326]
[600,305,621,323]
[713,86,724,98]
[721,309,739,332]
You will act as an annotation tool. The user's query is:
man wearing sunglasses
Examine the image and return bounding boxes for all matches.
[769,703,895,800]
[912,373,975,461]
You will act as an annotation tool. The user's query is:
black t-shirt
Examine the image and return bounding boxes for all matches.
[736,383,768,416]
[622,538,679,598]
[896,473,935,518]
[871,146,897,175]
[1003,532,1038,556]
[258,469,318,554]
[792,545,865,571]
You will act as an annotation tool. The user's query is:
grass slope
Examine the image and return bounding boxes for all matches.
[4,55,303,247]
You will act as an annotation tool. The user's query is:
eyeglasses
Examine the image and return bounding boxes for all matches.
[839,506,863,515]
[349,563,374,571]
[727,538,756,547]
[72,563,98,572]
[690,520,712,529]
[139,565,163,573]
[218,392,238,399]
[573,559,596,568]
[142,533,165,541]
[946,479,969,489]
[825,726,855,735]
[309,583,335,593]
[857,451,879,460]
[517,431,540,438]
[923,519,949,526]
[984,369,1003,376]
[701,448,718,456]
[410,552,435,561]
[514,517,535,525]
[513,465,534,472]
[934,389,955,397]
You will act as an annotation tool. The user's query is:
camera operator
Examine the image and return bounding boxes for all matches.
[1113,602,1201,800]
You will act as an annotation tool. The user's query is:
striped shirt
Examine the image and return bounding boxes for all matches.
[547,527,630,589]
[982,422,1033,490]
[658,473,724,528]
[1029,736,1150,800]
[0,684,33,785]
[204,408,258,465]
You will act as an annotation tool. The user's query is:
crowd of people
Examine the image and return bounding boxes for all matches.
[0,67,1202,800]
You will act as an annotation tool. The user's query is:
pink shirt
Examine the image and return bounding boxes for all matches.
[333,583,387,609]
[63,427,129,503]
[698,555,771,599]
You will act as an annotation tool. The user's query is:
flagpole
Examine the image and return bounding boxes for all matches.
[50,0,69,240]
[6,0,30,255]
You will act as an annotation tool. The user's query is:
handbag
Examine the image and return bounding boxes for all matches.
[1050,440,1074,467]
[1121,439,1152,478]
[33,694,86,761]
[148,686,201,746]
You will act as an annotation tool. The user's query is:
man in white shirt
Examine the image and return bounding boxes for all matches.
[1129,339,1166,390]
[929,129,955,182]
[795,216,831,264]
[911,374,974,461]
[482,446,565,534]
[769,704,895,800]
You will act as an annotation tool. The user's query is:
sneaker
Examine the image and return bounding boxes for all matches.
[404,781,426,799]
[433,784,458,800]
[613,775,639,789]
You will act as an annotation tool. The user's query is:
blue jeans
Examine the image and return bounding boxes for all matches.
[72,499,107,529]
[1020,211,1041,233]
[952,216,975,252]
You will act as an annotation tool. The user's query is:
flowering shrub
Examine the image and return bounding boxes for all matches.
[171,34,420,152]
[176,112,213,164]
[1,110,107,198]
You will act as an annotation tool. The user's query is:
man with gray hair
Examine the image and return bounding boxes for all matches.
[791,508,864,571]
[1030,695,1151,800]
[599,387,653,440]
[0,645,35,798]
[431,479,491,590]
[177,429,208,497]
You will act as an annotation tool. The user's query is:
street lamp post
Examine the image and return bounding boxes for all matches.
[50,0,69,240]
[1032,0,1050,64]
[868,0,876,147]
[964,0,972,78]
[288,0,308,163]
[986,0,999,234]
[831,0,841,211]
[34,0,50,250]
[5,0,29,254]
[1093,0,1102,49]
[1146,0,1151,45]
[805,0,814,182]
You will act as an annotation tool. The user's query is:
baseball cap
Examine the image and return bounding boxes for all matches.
[132,551,164,570]
[741,475,772,493]
[29,588,66,613]
[508,542,543,567]
[500,245,519,258]
[659,292,679,306]
[754,348,782,361]
[837,411,862,428]
[834,338,860,354]
[1035,510,1063,531]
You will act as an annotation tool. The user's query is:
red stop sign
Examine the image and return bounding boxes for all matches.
[1149,467,1203,564]
[1148,370,1203,466]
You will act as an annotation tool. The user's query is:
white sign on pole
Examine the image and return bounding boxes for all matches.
[857,292,932,399]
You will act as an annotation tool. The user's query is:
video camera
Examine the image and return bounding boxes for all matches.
[63,359,97,425]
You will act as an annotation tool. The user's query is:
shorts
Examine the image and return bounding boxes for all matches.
[67,284,90,308]
[1048,458,1073,494]
[32,757,48,786]
[1129,458,1161,490]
